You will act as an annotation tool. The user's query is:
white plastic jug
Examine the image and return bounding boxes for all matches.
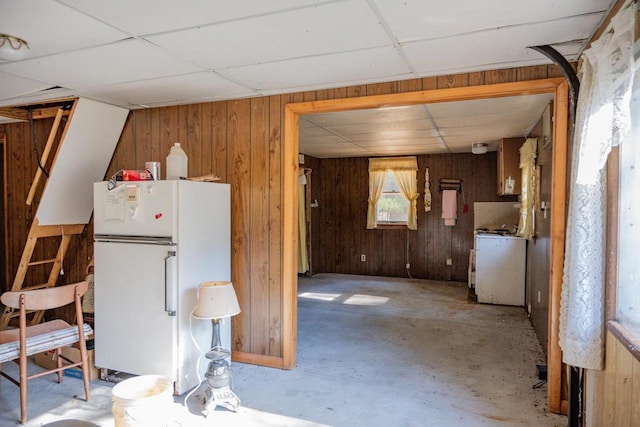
[166,142,188,180]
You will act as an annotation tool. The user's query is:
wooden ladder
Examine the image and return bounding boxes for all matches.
[0,105,84,329]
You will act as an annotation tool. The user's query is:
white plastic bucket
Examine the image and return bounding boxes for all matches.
[112,375,174,427]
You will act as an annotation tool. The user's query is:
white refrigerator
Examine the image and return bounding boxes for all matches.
[93,180,231,394]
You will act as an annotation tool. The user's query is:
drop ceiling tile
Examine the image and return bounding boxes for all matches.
[427,94,552,118]
[304,105,427,126]
[347,129,437,142]
[0,39,202,90]
[355,137,441,147]
[59,0,327,36]
[434,111,539,130]
[81,72,255,107]
[300,134,348,145]
[147,1,391,69]
[373,0,610,42]
[0,0,128,57]
[327,118,434,135]
[0,71,54,100]
[403,14,603,74]
[217,46,411,91]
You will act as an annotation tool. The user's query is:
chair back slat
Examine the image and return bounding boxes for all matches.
[0,281,88,311]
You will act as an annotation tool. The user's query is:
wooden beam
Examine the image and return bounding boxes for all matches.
[29,107,71,120]
[0,108,29,121]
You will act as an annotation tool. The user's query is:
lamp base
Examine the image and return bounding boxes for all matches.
[204,385,241,413]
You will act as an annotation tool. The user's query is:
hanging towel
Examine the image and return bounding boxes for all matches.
[441,190,457,226]
[424,168,432,212]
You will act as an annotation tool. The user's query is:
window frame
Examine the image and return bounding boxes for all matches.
[375,170,410,227]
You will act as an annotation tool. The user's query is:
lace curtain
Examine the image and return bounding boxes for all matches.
[560,4,635,370]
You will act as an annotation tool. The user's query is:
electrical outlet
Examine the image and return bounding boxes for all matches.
[537,290,541,303]
[446,257,452,266]
[406,263,410,269]
[361,254,366,262]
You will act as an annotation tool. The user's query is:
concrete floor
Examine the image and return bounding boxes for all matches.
[0,273,566,426]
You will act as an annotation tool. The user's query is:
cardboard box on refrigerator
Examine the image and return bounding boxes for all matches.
[33,347,100,381]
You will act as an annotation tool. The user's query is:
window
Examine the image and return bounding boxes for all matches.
[376,171,410,224]
[367,157,418,230]
[616,61,640,338]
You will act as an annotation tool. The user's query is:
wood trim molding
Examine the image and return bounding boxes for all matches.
[282,78,569,412]
[547,79,569,415]
[232,351,285,369]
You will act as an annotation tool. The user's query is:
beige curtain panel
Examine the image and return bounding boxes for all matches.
[393,170,419,230]
[366,171,387,229]
[368,156,418,172]
[517,138,538,239]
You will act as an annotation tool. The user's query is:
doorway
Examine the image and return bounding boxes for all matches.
[0,135,6,293]
[282,78,569,413]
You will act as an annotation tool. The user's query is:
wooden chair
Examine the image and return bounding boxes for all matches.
[0,281,92,424]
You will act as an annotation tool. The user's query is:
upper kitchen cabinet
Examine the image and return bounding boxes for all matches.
[497,137,525,196]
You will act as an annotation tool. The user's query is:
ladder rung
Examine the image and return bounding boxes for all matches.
[22,283,50,291]
[27,258,58,266]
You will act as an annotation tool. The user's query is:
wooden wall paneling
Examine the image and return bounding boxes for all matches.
[13,123,29,286]
[228,99,252,353]
[177,105,188,154]
[517,65,549,81]
[432,153,448,280]
[327,158,340,271]
[414,155,428,279]
[632,358,640,425]
[149,109,162,170]
[211,102,228,181]
[118,113,136,172]
[347,85,366,98]
[614,336,634,426]
[366,82,395,96]
[157,107,174,179]
[422,77,438,90]
[134,109,151,171]
[345,158,366,274]
[249,97,270,355]
[485,68,518,85]
[397,79,423,93]
[269,95,283,357]
[424,155,438,279]
[452,154,473,280]
[437,73,469,89]
[315,89,335,101]
[468,71,485,86]
[186,104,202,177]
[337,158,351,273]
[602,331,618,423]
[200,103,213,176]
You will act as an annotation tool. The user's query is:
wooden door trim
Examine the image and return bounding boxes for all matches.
[282,78,568,414]
[0,135,6,291]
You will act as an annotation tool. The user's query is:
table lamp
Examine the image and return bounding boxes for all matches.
[194,281,241,412]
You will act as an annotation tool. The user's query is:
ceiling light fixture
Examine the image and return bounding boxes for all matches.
[471,142,488,155]
[0,33,29,61]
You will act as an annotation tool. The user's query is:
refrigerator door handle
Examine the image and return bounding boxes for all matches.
[164,250,177,316]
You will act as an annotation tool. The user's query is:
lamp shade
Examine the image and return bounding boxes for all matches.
[194,281,241,319]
